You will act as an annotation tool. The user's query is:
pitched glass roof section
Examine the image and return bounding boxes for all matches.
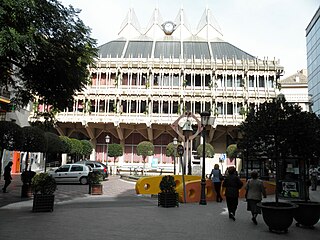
[154,41,181,58]
[210,42,255,60]
[124,41,153,58]
[183,42,210,59]
[99,41,126,58]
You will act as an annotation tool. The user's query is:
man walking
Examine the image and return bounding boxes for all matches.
[2,161,13,193]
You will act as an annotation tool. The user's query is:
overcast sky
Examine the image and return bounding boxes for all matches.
[60,0,319,78]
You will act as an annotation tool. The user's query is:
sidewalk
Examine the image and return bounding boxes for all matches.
[0,176,319,240]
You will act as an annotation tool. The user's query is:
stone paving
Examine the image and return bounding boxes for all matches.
[0,174,319,240]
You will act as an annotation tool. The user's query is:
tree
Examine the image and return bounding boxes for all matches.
[108,143,123,174]
[80,140,93,159]
[59,136,72,154]
[0,121,23,178]
[20,126,47,171]
[0,0,97,111]
[166,142,178,160]
[237,97,320,202]
[137,141,154,174]
[69,138,82,162]
[44,132,66,169]
[226,144,238,166]
[196,143,215,158]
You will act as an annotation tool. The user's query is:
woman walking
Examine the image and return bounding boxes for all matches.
[245,171,266,225]
[222,166,243,221]
[209,164,223,202]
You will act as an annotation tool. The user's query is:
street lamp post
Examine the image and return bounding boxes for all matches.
[199,111,211,205]
[105,134,110,172]
[173,137,178,175]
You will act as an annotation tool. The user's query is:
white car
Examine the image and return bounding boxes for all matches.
[48,164,92,185]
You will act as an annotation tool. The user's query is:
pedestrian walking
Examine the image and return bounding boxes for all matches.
[2,161,13,193]
[209,164,223,202]
[222,166,243,221]
[245,171,266,225]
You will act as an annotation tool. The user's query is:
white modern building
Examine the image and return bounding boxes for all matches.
[31,8,284,174]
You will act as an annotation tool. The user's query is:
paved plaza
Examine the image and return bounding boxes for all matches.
[0,174,319,240]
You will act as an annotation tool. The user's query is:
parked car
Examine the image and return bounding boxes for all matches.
[48,164,92,185]
[76,161,109,180]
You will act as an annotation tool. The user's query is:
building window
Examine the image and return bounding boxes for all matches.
[267,76,274,88]
[249,75,254,87]
[227,75,233,87]
[217,74,223,88]
[154,74,159,86]
[173,101,179,113]
[259,76,265,88]
[185,74,191,87]
[217,102,223,115]
[205,75,210,87]
[195,74,201,87]
[153,101,159,114]
[163,101,169,114]
[236,75,242,87]
[195,102,201,114]
[227,103,233,115]
[131,100,137,113]
[173,74,179,86]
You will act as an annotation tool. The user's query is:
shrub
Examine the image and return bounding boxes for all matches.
[31,173,56,195]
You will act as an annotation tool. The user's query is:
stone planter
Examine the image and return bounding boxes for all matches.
[90,184,103,195]
[158,192,179,208]
[257,202,298,233]
[32,194,55,212]
[291,201,320,228]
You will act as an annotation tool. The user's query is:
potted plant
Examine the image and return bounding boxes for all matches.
[158,175,179,208]
[88,172,103,195]
[31,172,56,212]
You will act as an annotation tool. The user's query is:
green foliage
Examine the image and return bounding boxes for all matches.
[59,136,72,153]
[80,140,93,156]
[107,143,123,158]
[45,132,65,153]
[197,143,215,158]
[0,121,23,150]
[69,138,82,156]
[226,144,238,159]
[166,142,179,157]
[0,0,97,111]
[137,141,154,161]
[238,97,320,163]
[159,175,176,193]
[21,126,47,152]
[31,172,56,195]
[88,172,103,184]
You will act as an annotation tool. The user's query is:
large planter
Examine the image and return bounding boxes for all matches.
[158,192,179,208]
[291,201,320,228]
[32,194,55,212]
[257,202,298,233]
[90,184,103,195]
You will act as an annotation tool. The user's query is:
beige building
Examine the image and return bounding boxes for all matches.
[279,69,310,112]
[32,8,284,174]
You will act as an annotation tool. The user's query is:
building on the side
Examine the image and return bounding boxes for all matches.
[307,6,320,115]
[279,69,310,112]
[31,8,284,174]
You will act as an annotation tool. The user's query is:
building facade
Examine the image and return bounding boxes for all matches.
[280,69,310,112]
[32,8,284,174]
[307,7,320,115]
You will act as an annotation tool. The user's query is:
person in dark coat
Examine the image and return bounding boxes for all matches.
[2,161,13,193]
[222,166,243,221]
